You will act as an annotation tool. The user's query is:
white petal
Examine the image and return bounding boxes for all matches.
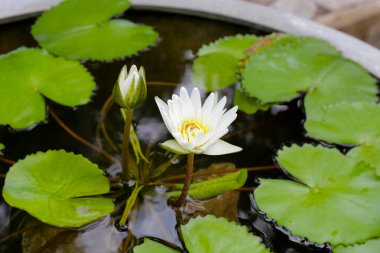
[202,140,242,155]
[190,87,201,110]
[202,92,215,117]
[217,106,238,131]
[179,87,194,118]
[155,97,176,133]
[159,139,190,154]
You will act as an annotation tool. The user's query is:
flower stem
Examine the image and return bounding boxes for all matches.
[174,153,194,207]
[122,109,133,182]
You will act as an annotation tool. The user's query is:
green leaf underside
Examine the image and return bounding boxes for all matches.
[241,36,377,119]
[181,215,270,253]
[32,0,158,60]
[193,35,259,91]
[348,144,380,176]
[254,144,380,245]
[305,102,380,145]
[133,238,179,253]
[3,150,113,227]
[334,238,380,253]
[0,48,95,129]
[169,170,247,200]
[234,88,272,114]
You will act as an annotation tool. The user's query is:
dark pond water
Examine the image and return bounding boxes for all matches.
[0,9,354,253]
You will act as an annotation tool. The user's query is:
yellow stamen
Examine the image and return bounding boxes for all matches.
[179,119,208,142]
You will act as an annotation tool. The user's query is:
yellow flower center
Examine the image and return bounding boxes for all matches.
[179,119,208,142]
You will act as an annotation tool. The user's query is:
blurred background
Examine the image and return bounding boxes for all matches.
[246,0,380,48]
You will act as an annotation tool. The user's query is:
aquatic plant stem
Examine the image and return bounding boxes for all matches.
[174,153,195,207]
[122,109,133,182]
[120,183,143,225]
[0,156,15,165]
[49,108,120,165]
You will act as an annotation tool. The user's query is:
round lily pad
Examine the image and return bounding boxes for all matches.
[181,215,270,253]
[3,150,114,227]
[32,0,158,60]
[234,87,272,114]
[254,144,380,245]
[241,36,377,119]
[305,102,380,145]
[0,48,95,129]
[348,144,380,176]
[133,238,178,253]
[193,35,258,91]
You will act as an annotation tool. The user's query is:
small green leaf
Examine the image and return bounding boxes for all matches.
[305,102,380,145]
[32,0,158,60]
[348,144,380,176]
[169,170,247,200]
[0,48,95,129]
[181,215,270,253]
[193,35,259,91]
[133,238,179,253]
[334,238,380,253]
[3,150,114,227]
[254,144,380,245]
[234,88,272,114]
[241,36,377,119]
[0,143,4,153]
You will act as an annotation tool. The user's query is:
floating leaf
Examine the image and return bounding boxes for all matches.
[348,144,380,176]
[241,36,377,119]
[0,143,4,154]
[0,48,95,129]
[254,144,380,245]
[334,238,380,253]
[234,88,272,114]
[305,103,380,145]
[32,0,158,60]
[181,215,270,253]
[193,35,258,91]
[168,170,247,200]
[133,238,178,253]
[3,150,113,227]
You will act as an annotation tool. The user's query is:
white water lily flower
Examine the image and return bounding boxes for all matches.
[113,65,147,110]
[155,87,242,155]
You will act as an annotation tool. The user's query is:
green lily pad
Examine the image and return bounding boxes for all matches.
[133,238,178,253]
[3,150,114,227]
[193,35,258,91]
[168,169,247,200]
[134,215,269,253]
[181,215,270,253]
[241,36,377,119]
[0,143,4,153]
[334,238,380,253]
[0,48,95,129]
[348,144,380,176]
[32,0,158,60]
[305,102,380,145]
[234,88,272,114]
[254,144,380,245]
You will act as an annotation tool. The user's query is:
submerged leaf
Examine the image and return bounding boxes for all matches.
[254,144,380,245]
[0,48,95,129]
[32,0,158,60]
[181,215,270,253]
[133,238,178,253]
[334,238,380,253]
[3,150,114,227]
[241,36,377,119]
[168,169,247,200]
[193,35,258,91]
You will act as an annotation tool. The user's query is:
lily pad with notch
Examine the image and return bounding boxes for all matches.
[32,0,159,60]
[241,36,377,119]
[3,150,114,227]
[133,215,270,253]
[334,238,380,253]
[0,48,95,129]
[254,144,380,245]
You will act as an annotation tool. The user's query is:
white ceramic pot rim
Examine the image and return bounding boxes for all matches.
[1,0,380,78]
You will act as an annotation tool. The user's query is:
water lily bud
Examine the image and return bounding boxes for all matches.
[113,65,147,110]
